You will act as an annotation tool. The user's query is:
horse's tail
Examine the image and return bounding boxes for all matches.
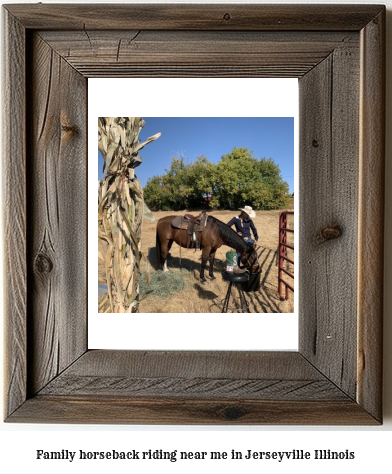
[156,223,162,270]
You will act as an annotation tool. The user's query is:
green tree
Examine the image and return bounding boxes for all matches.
[162,157,193,209]
[187,155,216,208]
[212,147,291,210]
[144,155,215,211]
[143,147,291,211]
[142,175,167,210]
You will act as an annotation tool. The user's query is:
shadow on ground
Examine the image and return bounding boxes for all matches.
[143,245,292,313]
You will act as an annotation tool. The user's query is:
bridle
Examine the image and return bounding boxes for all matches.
[241,243,261,272]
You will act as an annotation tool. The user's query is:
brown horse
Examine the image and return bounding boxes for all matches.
[156,215,258,282]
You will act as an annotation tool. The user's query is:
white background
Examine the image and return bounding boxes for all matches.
[89,78,299,350]
[1,1,391,473]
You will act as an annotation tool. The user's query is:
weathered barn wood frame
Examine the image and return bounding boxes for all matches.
[3,4,385,424]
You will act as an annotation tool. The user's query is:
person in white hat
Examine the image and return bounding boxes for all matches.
[226,205,259,244]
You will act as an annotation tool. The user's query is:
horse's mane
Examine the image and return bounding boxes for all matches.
[208,216,249,254]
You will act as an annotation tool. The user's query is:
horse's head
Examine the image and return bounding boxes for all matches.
[240,243,260,272]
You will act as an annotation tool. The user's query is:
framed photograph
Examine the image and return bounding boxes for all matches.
[3,4,384,424]
[90,81,298,350]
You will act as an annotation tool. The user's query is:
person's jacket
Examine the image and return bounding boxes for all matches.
[226,216,258,241]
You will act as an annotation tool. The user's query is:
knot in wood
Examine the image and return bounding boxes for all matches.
[223,12,231,21]
[34,252,53,274]
[314,225,342,245]
[223,405,244,420]
[61,124,77,134]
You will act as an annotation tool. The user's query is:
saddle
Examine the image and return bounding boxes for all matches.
[171,212,208,237]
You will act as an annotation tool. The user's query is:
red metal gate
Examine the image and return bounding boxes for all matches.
[278,211,294,300]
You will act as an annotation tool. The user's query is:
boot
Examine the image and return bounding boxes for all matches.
[233,265,246,274]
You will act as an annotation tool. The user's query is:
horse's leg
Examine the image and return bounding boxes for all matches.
[200,246,210,283]
[163,239,174,272]
[159,239,173,272]
[209,249,217,279]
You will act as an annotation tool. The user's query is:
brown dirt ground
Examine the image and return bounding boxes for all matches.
[99,204,294,313]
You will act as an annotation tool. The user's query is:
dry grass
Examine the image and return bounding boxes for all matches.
[99,204,294,313]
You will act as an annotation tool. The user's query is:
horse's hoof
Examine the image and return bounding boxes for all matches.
[201,278,207,284]
[210,276,216,280]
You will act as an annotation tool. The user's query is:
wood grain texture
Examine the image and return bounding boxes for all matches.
[39,30,358,78]
[27,34,87,396]
[55,350,325,379]
[13,351,375,424]
[299,42,360,399]
[2,9,27,419]
[2,4,385,425]
[4,4,384,31]
[37,351,346,400]
[9,396,379,425]
[39,377,347,400]
[357,9,385,422]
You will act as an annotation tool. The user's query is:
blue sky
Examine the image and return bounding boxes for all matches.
[98,117,295,194]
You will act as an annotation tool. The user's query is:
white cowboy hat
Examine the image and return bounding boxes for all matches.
[239,205,256,218]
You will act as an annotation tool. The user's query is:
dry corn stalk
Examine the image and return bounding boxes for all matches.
[98,117,160,312]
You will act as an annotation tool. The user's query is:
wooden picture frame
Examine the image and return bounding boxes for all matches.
[3,4,385,424]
